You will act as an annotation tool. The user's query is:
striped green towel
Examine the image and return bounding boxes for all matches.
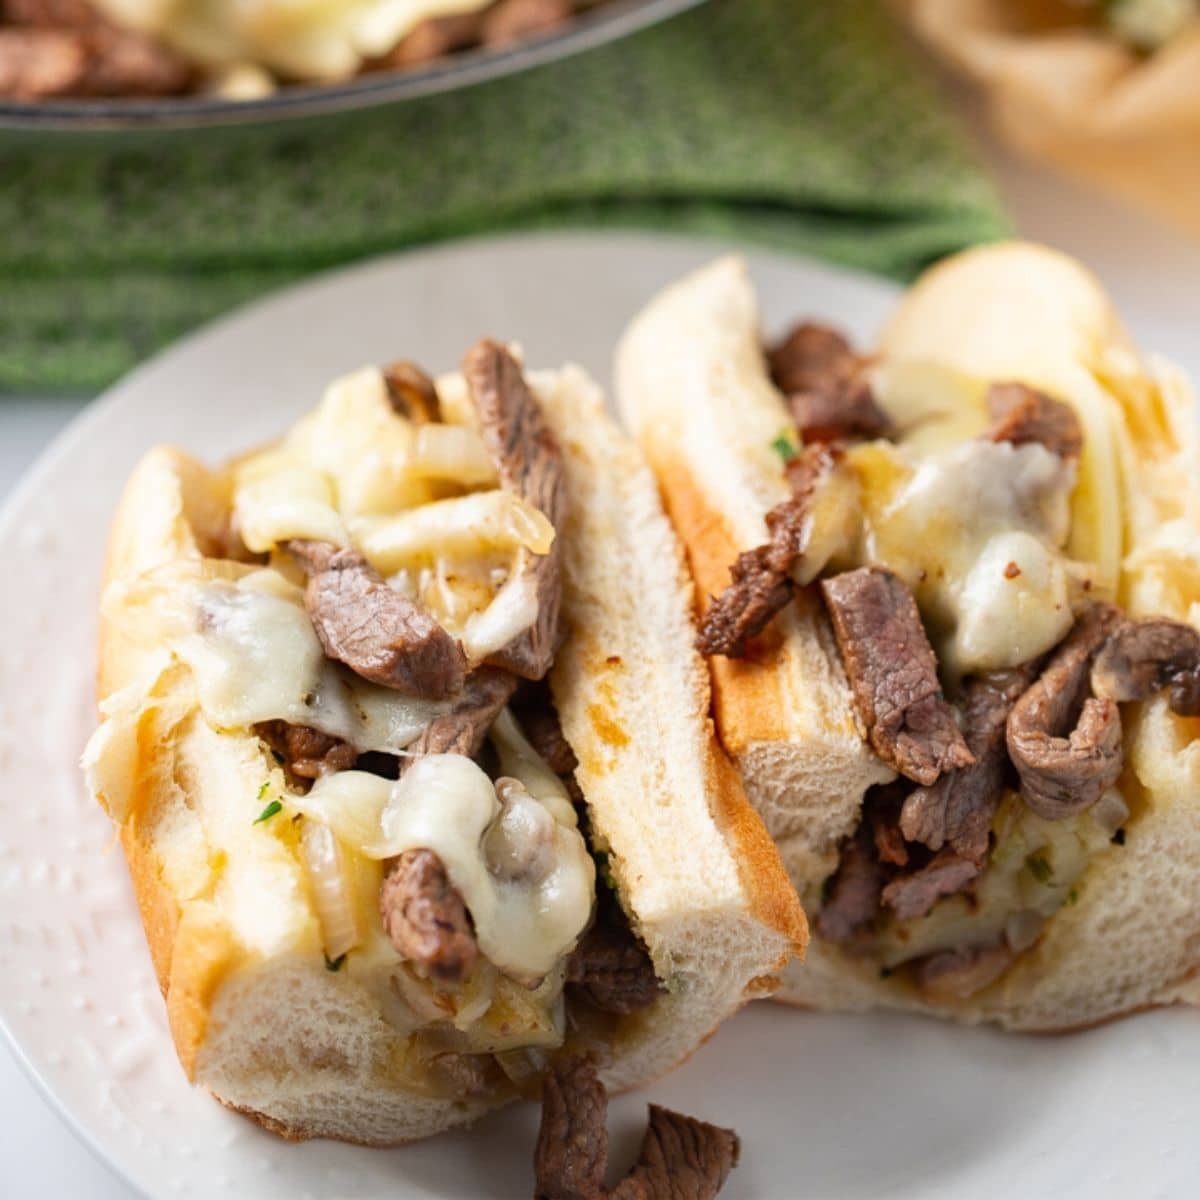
[0,0,1008,394]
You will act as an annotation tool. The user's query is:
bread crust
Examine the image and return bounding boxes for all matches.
[617,244,1200,1030]
[86,365,804,1143]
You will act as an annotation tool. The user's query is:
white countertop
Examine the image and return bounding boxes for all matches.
[1,128,1198,1200]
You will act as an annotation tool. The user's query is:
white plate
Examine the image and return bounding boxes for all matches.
[0,231,1196,1200]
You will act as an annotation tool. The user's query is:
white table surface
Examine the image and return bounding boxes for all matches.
[2,123,1199,1200]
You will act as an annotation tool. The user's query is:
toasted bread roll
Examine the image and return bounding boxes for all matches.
[617,244,1200,1030]
[83,353,804,1144]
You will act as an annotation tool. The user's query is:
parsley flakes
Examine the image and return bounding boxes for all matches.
[254,799,283,825]
[771,432,798,463]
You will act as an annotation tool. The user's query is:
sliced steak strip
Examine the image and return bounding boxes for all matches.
[254,720,358,790]
[911,942,1014,1004]
[534,1057,740,1200]
[1091,617,1200,717]
[289,539,467,700]
[767,321,892,444]
[379,848,478,985]
[821,567,974,786]
[987,382,1083,460]
[816,823,884,944]
[881,848,979,922]
[385,12,484,67]
[482,0,574,45]
[696,444,840,658]
[382,360,442,423]
[900,666,1038,865]
[566,886,660,1016]
[401,666,518,763]
[1007,604,1125,820]
[461,339,566,680]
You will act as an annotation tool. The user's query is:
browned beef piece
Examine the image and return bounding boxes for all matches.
[535,1057,609,1200]
[4,0,98,25]
[382,360,442,423]
[461,339,566,680]
[289,539,467,700]
[481,0,573,45]
[821,567,974,786]
[900,666,1038,865]
[0,28,85,97]
[386,12,484,66]
[911,942,1014,1004]
[534,1058,740,1200]
[767,321,856,396]
[566,885,660,1015]
[880,848,979,922]
[987,382,1083,460]
[379,848,478,984]
[696,444,840,658]
[254,720,358,789]
[400,666,517,762]
[1092,617,1200,716]
[510,680,586,808]
[1007,604,1125,820]
[79,24,191,93]
[609,1104,741,1200]
[767,321,892,445]
[816,824,884,943]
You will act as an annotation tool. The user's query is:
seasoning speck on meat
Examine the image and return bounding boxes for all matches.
[767,321,893,445]
[987,382,1083,460]
[379,848,478,985]
[696,444,840,658]
[288,538,467,700]
[821,567,974,786]
[461,339,566,680]
[1007,604,1125,820]
[534,1058,740,1200]
[1091,617,1200,716]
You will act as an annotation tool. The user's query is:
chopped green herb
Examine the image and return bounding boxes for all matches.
[254,799,283,825]
[1068,888,1080,906]
[325,953,346,973]
[771,432,798,463]
[257,781,270,801]
[1026,852,1053,885]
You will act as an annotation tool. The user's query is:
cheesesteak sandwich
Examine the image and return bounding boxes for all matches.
[82,339,804,1149]
[616,243,1200,1030]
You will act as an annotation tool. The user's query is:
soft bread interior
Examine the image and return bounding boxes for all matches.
[617,245,1200,1030]
[615,257,893,905]
[86,362,803,1144]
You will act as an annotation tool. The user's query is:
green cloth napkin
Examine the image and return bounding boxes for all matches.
[0,0,1009,394]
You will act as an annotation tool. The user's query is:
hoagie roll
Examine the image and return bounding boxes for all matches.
[82,341,804,1145]
[616,243,1200,1030]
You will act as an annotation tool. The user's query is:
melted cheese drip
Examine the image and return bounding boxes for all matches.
[300,754,595,984]
[849,439,1078,676]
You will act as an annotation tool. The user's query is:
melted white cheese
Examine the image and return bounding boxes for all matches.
[850,439,1079,676]
[176,568,444,752]
[302,755,594,984]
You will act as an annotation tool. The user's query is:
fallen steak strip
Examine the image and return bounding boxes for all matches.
[821,566,974,786]
[987,382,1083,460]
[534,1057,740,1200]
